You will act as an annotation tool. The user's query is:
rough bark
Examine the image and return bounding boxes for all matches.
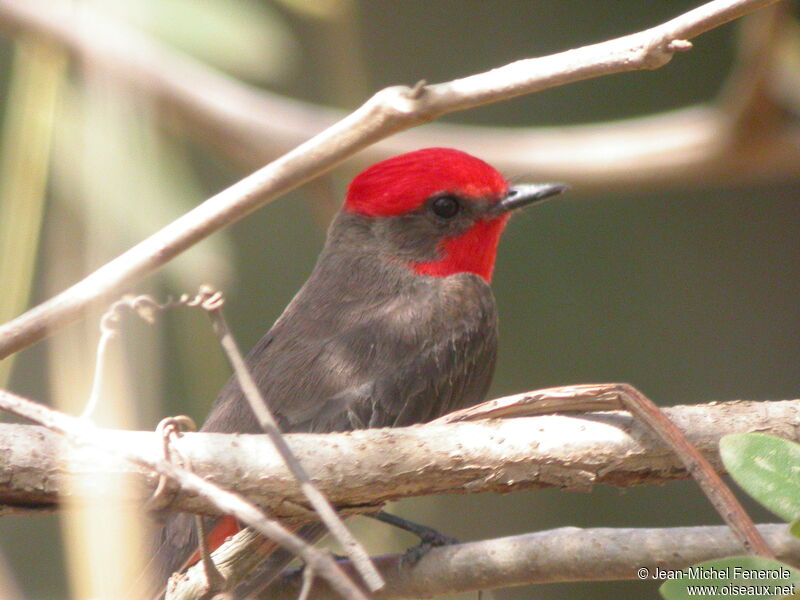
[2,399,798,518]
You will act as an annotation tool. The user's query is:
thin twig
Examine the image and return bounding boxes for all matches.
[193,515,227,594]
[1,0,797,189]
[613,385,774,557]
[0,389,369,600]
[81,320,113,419]
[157,417,228,594]
[201,289,384,592]
[298,567,316,600]
[82,294,159,418]
[145,415,196,514]
[0,0,783,360]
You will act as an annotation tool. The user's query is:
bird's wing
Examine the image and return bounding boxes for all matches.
[268,272,499,432]
[149,274,497,591]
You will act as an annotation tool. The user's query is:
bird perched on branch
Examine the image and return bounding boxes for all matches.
[150,147,565,594]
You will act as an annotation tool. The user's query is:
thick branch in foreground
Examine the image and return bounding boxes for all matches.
[0,0,781,360]
[3,399,799,518]
[261,524,800,600]
[0,389,369,600]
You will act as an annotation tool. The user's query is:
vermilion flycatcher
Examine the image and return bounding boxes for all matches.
[151,147,565,593]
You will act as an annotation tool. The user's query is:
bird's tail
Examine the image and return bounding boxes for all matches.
[229,523,327,598]
[141,514,325,599]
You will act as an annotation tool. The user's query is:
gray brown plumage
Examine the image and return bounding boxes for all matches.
[148,148,565,595]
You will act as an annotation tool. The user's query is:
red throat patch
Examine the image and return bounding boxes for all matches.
[412,214,510,282]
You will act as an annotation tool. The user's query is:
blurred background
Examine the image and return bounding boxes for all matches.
[0,1,798,599]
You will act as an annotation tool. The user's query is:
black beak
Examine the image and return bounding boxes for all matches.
[495,183,567,214]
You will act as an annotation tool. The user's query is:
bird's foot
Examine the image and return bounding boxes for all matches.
[368,511,459,546]
[397,541,437,568]
[367,511,459,567]
[398,531,460,568]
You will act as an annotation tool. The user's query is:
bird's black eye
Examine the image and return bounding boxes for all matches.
[430,195,460,219]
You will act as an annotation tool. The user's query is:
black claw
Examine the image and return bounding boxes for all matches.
[399,541,433,568]
[417,529,459,547]
[398,531,459,568]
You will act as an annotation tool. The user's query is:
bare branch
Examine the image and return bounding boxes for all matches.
[1,0,797,191]
[464,383,774,556]
[2,396,799,518]
[0,389,369,600]
[263,524,800,600]
[0,0,784,360]
[439,383,775,556]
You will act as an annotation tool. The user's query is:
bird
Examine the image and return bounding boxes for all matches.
[149,147,565,595]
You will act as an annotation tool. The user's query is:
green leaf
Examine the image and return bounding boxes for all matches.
[720,433,800,522]
[791,518,800,539]
[660,556,800,600]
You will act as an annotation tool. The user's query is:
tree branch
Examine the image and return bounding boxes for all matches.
[0,0,784,360]
[262,524,800,600]
[0,389,370,600]
[3,397,799,518]
[0,0,797,190]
